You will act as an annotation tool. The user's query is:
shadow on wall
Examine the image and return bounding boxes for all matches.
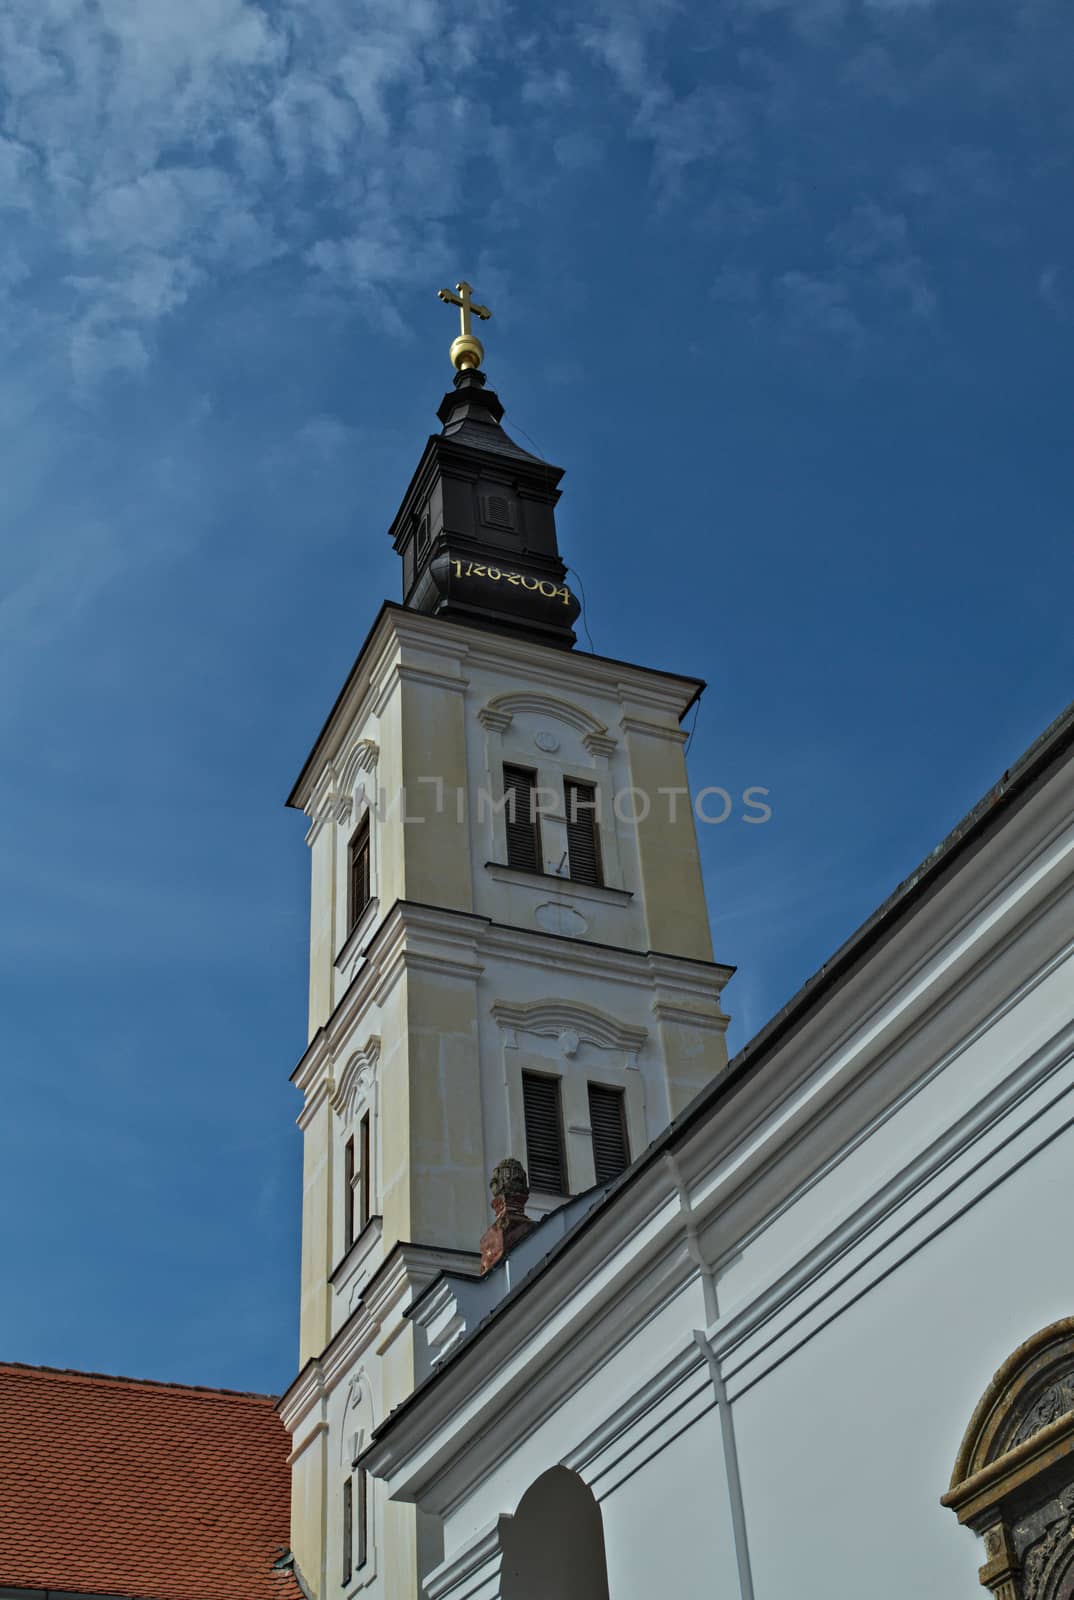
[501,1467,611,1600]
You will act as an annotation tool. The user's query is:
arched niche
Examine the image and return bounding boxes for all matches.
[943,1318,1074,1600]
[500,1466,611,1600]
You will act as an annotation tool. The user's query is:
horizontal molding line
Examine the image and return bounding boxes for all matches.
[690,932,1074,1287]
[564,1338,705,1474]
[710,1015,1074,1371]
[592,1392,716,1504]
[583,1373,713,1498]
[724,1086,1074,1404]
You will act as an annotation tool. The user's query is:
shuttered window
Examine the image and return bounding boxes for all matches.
[342,1476,353,1585]
[349,815,371,930]
[564,779,603,886]
[503,765,542,872]
[522,1071,567,1194]
[588,1083,630,1183]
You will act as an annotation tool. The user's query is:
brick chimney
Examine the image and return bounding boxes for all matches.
[479,1157,535,1273]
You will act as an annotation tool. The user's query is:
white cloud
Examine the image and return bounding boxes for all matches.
[0,0,516,380]
[779,270,865,344]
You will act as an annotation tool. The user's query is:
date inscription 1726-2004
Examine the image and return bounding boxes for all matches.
[450,559,572,605]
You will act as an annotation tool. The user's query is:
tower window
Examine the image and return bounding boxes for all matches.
[356,1466,369,1570]
[358,1112,371,1232]
[342,1476,353,1585]
[416,514,430,557]
[564,779,603,886]
[588,1084,630,1184]
[344,1136,356,1252]
[502,765,542,873]
[348,815,371,930]
[522,1071,567,1194]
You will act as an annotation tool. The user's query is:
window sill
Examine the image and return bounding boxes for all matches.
[330,1214,383,1292]
[484,862,632,909]
[334,897,380,975]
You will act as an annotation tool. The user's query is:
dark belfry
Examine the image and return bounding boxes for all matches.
[387,282,581,649]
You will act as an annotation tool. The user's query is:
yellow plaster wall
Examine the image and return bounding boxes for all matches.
[657,1015,729,1115]
[289,1425,327,1598]
[373,685,405,922]
[398,675,473,912]
[375,983,414,1250]
[624,723,714,961]
[404,966,488,1251]
[308,822,337,1038]
[377,1333,423,1599]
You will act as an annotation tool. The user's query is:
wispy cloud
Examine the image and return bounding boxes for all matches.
[0,0,528,378]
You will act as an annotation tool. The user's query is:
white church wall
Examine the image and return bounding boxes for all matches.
[433,1275,711,1569]
[706,934,1074,1351]
[731,1108,1074,1599]
[599,1406,739,1600]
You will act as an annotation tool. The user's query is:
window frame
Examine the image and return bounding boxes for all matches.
[358,1112,371,1234]
[564,776,604,887]
[342,1475,353,1586]
[356,1465,369,1571]
[587,1081,630,1184]
[502,763,543,873]
[521,1068,568,1195]
[348,814,372,933]
[343,1135,356,1252]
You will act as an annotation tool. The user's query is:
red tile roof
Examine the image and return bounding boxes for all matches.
[0,1361,301,1600]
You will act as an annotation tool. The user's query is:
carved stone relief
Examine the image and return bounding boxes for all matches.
[943,1320,1074,1600]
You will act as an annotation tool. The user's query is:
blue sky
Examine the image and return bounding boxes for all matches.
[1,0,1071,1395]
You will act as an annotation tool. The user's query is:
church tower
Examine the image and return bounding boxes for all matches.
[278,287,733,1599]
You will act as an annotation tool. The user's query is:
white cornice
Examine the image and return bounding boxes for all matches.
[289,607,703,811]
[618,713,688,745]
[292,901,734,1116]
[281,1240,484,1440]
[651,999,730,1032]
[286,1418,328,1467]
[278,1358,327,1433]
[296,1071,335,1131]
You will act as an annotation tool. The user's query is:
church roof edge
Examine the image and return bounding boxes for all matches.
[362,691,1074,1459]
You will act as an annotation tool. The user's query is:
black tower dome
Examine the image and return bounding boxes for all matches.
[388,366,581,650]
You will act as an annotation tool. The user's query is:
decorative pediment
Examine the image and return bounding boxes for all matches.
[477,691,615,755]
[341,1368,374,1466]
[331,1036,382,1120]
[943,1319,1074,1599]
[490,999,646,1058]
[950,1319,1074,1487]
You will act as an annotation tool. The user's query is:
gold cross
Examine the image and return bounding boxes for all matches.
[438,281,491,335]
[437,280,491,371]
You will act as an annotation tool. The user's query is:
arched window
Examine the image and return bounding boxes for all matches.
[500,1466,610,1600]
[943,1318,1074,1600]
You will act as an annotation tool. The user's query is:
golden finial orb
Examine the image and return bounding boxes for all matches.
[437,280,492,372]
